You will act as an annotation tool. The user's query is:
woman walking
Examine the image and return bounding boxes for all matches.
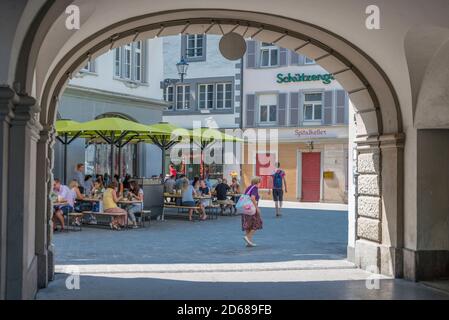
[242,177,263,247]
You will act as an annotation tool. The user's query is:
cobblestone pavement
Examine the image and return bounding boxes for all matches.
[53,207,348,265]
[37,207,449,300]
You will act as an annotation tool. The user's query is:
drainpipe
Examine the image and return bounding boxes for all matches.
[239,57,244,129]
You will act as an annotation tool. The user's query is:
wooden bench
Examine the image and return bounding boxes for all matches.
[67,212,84,231]
[205,204,220,219]
[134,210,152,227]
[82,211,128,229]
[162,204,203,221]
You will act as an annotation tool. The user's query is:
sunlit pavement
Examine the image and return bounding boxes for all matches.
[36,206,449,299]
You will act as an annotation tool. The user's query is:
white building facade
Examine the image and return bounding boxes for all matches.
[162,34,242,180]
[242,41,349,203]
[54,38,167,181]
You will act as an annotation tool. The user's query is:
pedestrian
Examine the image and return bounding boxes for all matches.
[271,162,287,217]
[242,176,263,247]
[72,163,85,194]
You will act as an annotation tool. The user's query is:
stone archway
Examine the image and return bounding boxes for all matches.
[1,5,404,299]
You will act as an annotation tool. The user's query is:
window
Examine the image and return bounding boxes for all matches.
[114,49,121,77]
[182,34,206,62]
[187,35,204,58]
[113,40,146,83]
[163,86,174,110]
[216,83,232,109]
[80,60,95,73]
[198,84,214,109]
[303,93,323,121]
[260,105,277,123]
[176,85,190,110]
[305,56,316,65]
[260,43,279,67]
[123,44,132,79]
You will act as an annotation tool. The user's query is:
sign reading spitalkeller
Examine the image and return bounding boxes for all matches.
[277,73,335,85]
[294,128,328,138]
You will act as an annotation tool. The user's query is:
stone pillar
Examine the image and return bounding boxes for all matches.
[35,125,55,288]
[0,86,14,300]
[354,134,404,277]
[354,136,382,272]
[6,92,41,299]
[379,134,404,278]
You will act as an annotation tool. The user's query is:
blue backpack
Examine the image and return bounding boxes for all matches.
[273,170,283,189]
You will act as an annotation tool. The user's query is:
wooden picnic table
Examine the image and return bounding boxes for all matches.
[76,197,101,202]
[163,193,212,200]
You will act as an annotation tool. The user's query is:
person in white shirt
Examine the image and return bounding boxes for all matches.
[52,179,75,231]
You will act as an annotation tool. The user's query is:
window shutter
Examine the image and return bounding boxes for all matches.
[142,40,147,83]
[290,51,300,65]
[336,90,347,124]
[298,54,306,66]
[246,40,257,68]
[289,92,299,126]
[323,91,334,125]
[279,48,288,66]
[278,93,287,126]
[246,94,256,127]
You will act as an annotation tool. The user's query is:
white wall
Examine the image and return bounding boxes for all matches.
[163,35,236,79]
[69,38,164,100]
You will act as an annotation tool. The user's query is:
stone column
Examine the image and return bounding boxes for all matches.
[354,136,382,272]
[35,125,55,288]
[0,86,15,300]
[354,134,404,277]
[379,134,404,278]
[6,93,41,299]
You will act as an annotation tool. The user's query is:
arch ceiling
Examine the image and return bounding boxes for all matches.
[25,7,404,139]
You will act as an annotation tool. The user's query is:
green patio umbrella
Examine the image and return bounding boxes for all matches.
[55,119,83,184]
[75,117,167,177]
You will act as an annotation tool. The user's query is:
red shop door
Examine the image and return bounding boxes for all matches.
[301,152,321,202]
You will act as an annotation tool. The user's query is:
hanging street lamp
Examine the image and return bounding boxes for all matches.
[176,56,189,83]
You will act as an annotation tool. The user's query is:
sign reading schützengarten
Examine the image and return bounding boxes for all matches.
[277,73,335,85]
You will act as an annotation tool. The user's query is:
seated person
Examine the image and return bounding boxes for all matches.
[198,179,212,207]
[164,175,176,194]
[69,180,85,225]
[52,179,76,232]
[91,179,105,198]
[126,180,144,228]
[181,177,207,221]
[103,181,127,230]
[215,178,235,214]
[230,177,241,205]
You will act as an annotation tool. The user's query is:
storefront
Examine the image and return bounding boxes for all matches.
[242,126,348,203]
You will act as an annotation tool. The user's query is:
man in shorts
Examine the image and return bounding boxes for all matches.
[271,162,287,217]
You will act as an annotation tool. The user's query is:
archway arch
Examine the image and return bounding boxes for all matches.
[4,5,406,298]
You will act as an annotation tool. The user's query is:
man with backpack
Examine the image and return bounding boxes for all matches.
[271,162,287,217]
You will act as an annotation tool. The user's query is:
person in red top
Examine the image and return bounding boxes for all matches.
[169,163,177,178]
[271,162,287,217]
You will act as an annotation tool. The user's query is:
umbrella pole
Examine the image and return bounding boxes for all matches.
[63,133,68,185]
[160,137,167,179]
[110,141,114,178]
[118,146,122,178]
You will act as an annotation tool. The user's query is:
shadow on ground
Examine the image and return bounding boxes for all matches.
[54,208,348,265]
[37,273,449,300]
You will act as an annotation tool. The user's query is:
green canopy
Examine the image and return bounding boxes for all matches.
[73,117,169,177]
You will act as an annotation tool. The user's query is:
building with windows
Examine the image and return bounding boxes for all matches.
[54,38,167,181]
[162,34,242,180]
[242,40,349,203]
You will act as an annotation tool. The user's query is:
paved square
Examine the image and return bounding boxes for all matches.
[53,207,348,266]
